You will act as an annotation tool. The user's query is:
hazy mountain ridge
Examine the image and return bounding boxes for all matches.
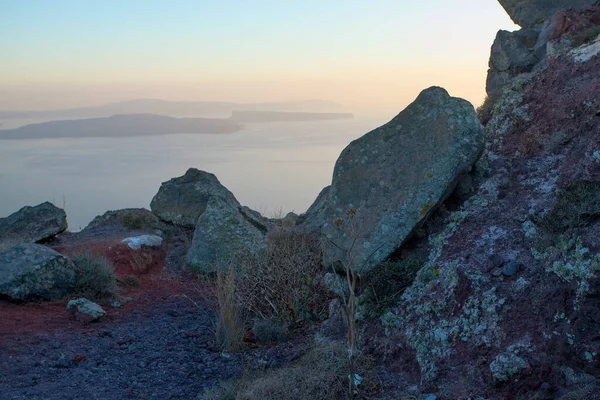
[0,99,346,119]
[0,110,355,139]
[229,110,354,123]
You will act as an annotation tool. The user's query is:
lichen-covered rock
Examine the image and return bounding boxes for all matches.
[381,20,600,398]
[150,168,239,228]
[67,298,106,321]
[0,243,76,301]
[498,0,597,28]
[0,202,67,246]
[299,87,484,271]
[186,196,267,273]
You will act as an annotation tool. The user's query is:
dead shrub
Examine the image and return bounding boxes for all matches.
[72,253,118,300]
[360,257,424,316]
[571,26,600,48]
[239,228,329,323]
[251,318,288,344]
[476,91,500,126]
[541,181,600,232]
[239,343,348,400]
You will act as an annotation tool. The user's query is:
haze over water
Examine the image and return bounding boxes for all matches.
[0,0,518,229]
[0,118,381,229]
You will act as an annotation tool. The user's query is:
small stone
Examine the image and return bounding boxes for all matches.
[491,268,503,278]
[423,395,437,400]
[502,261,523,277]
[67,298,106,321]
[138,361,147,368]
[111,301,122,308]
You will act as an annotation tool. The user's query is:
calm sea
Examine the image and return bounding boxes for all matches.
[0,117,386,230]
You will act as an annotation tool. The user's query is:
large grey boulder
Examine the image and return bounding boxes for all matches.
[0,243,76,301]
[498,0,596,28]
[0,202,67,246]
[150,168,238,228]
[486,28,545,95]
[299,87,484,271]
[186,196,268,273]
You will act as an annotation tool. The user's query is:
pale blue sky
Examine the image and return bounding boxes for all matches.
[0,0,516,112]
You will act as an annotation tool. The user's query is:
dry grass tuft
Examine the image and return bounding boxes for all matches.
[214,265,246,352]
[72,252,118,300]
[202,344,360,400]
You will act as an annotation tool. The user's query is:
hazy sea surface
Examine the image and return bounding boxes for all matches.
[0,117,386,230]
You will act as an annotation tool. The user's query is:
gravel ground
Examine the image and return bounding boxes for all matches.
[0,295,245,400]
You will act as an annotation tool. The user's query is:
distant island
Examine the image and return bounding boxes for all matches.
[0,114,241,139]
[229,110,354,123]
[0,99,346,120]
[0,110,355,140]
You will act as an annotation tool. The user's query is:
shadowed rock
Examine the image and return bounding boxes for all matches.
[0,243,76,301]
[299,87,484,271]
[486,28,545,95]
[0,202,67,246]
[498,0,597,28]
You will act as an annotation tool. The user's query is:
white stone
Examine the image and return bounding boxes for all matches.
[121,234,163,250]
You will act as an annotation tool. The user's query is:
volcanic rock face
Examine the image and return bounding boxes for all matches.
[383,20,600,397]
[0,202,67,246]
[0,243,76,301]
[150,168,238,228]
[300,87,485,271]
[498,0,597,28]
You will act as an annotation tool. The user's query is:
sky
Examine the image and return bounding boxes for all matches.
[0,0,518,115]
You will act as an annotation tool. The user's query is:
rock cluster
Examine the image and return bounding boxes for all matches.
[151,168,268,273]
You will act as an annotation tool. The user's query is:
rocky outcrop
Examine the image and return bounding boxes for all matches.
[186,196,268,273]
[150,168,238,228]
[299,87,484,271]
[0,243,76,301]
[487,1,600,96]
[382,21,600,397]
[486,28,545,95]
[498,0,597,28]
[0,202,67,246]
